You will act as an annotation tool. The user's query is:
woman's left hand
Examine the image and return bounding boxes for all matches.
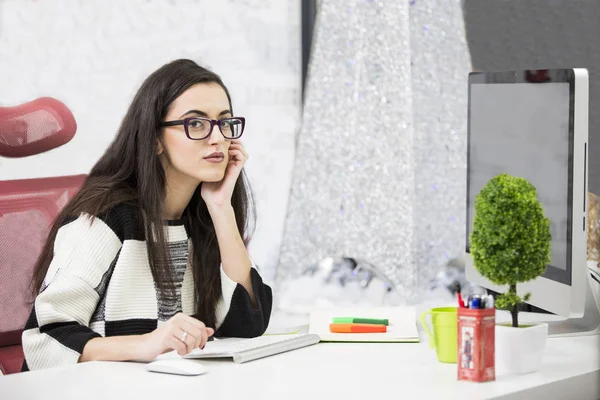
[201,140,248,209]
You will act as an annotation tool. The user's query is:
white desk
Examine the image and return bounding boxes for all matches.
[1,311,599,400]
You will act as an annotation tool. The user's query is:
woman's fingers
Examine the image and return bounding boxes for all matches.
[166,335,188,356]
[174,327,198,354]
[177,314,214,349]
[229,143,248,159]
[198,327,208,350]
[171,313,214,351]
[229,149,244,162]
[179,321,205,349]
[176,313,206,331]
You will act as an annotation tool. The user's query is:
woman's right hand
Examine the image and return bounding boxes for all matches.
[138,313,214,361]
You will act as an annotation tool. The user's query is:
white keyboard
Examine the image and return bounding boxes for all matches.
[189,334,304,356]
[183,333,320,363]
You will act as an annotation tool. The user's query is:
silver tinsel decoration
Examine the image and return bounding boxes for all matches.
[276,257,405,313]
[277,0,471,303]
[410,1,471,295]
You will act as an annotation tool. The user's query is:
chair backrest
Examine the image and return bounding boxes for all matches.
[0,97,84,374]
[0,97,76,158]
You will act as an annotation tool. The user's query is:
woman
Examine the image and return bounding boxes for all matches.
[21,59,272,371]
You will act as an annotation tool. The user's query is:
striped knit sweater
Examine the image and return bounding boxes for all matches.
[21,203,273,371]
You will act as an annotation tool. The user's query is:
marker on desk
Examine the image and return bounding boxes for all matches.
[455,283,466,308]
[457,291,466,308]
[469,295,482,309]
[332,317,389,326]
[329,323,387,333]
[486,295,494,309]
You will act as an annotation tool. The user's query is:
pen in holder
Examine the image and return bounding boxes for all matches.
[457,306,496,382]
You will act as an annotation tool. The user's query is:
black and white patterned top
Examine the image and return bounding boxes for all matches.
[21,203,273,371]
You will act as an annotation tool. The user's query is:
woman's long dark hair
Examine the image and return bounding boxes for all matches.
[30,59,255,329]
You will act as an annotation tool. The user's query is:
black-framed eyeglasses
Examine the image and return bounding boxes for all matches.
[161,117,245,140]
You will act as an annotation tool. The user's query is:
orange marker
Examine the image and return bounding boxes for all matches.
[329,323,387,333]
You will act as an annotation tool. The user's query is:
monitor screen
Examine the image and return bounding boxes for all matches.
[467,70,574,285]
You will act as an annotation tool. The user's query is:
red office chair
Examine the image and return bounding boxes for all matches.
[0,97,77,158]
[0,98,85,374]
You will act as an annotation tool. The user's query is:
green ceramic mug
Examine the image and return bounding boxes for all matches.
[419,307,458,363]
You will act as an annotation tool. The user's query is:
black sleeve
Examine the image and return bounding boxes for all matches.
[215,268,273,338]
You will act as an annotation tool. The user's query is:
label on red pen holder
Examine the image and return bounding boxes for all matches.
[457,307,495,382]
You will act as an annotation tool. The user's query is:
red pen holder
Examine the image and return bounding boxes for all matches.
[457,307,496,382]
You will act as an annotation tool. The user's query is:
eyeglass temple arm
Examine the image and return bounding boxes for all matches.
[161,120,184,127]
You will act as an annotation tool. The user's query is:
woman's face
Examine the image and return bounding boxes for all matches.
[159,83,231,184]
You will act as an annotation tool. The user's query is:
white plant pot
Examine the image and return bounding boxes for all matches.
[495,322,548,375]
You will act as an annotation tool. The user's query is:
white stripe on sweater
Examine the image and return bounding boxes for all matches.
[36,214,122,328]
[36,272,100,327]
[45,214,122,289]
[181,255,195,316]
[104,240,160,321]
[22,328,81,371]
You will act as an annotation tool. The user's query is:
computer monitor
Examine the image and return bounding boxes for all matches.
[465,68,600,337]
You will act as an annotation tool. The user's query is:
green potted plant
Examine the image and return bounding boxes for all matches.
[470,173,552,375]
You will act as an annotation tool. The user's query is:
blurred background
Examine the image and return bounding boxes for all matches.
[1,0,599,314]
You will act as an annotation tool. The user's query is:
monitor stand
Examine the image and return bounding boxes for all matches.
[544,268,600,337]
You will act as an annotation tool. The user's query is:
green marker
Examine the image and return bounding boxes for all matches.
[332,317,389,326]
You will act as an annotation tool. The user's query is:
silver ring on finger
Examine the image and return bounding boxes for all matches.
[181,331,188,342]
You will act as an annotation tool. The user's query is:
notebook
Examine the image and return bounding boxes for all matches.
[181,333,320,363]
[309,306,420,342]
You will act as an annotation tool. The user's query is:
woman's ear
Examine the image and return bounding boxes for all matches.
[156,139,164,155]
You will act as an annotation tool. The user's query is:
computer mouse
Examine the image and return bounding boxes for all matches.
[146,359,207,376]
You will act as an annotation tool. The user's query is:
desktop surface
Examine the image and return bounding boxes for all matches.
[1,310,598,400]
